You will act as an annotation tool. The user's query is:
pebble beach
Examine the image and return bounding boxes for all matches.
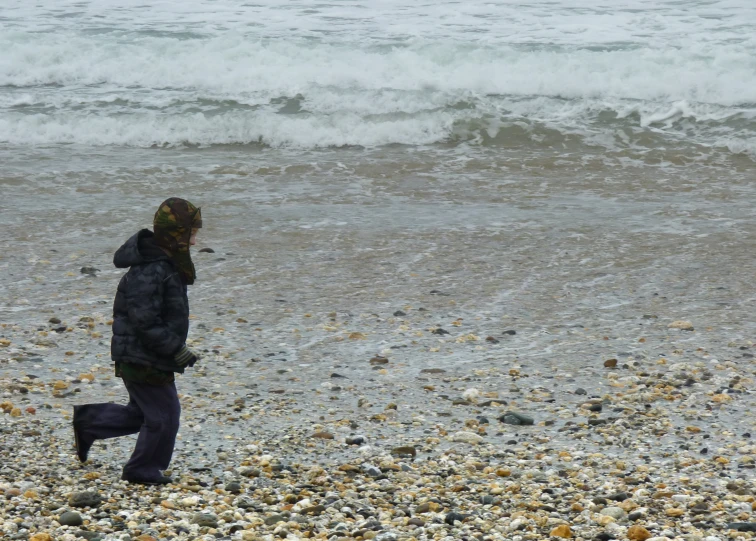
[3,0,756,540]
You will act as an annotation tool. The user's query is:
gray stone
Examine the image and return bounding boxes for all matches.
[728,523,756,532]
[600,506,627,521]
[59,511,83,526]
[68,491,102,508]
[225,481,242,494]
[191,513,219,528]
[498,411,534,426]
[264,514,285,526]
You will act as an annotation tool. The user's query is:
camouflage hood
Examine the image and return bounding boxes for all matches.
[153,198,202,284]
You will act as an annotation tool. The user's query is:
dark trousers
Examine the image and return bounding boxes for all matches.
[74,379,181,480]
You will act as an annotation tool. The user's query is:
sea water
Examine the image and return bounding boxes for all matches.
[1,0,755,333]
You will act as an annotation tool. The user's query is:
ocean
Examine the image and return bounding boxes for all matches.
[1,0,756,333]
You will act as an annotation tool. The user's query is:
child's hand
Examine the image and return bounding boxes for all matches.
[175,345,200,367]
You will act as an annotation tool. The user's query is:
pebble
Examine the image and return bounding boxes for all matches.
[58,510,83,526]
[498,411,534,425]
[67,491,102,508]
[191,512,219,528]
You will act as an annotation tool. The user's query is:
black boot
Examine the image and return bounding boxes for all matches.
[121,473,173,485]
[72,405,92,463]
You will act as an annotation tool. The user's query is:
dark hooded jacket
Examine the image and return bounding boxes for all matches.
[111,229,190,373]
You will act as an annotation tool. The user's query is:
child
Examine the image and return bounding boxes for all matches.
[72,198,203,485]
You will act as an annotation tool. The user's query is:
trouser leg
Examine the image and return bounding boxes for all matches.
[121,380,181,480]
[73,397,144,450]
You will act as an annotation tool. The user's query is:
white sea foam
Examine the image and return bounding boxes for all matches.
[0,0,754,155]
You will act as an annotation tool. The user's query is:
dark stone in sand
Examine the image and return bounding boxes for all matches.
[588,419,607,426]
[407,517,425,526]
[503,330,517,335]
[228,524,244,534]
[444,511,467,525]
[480,495,495,505]
[592,497,608,505]
[476,416,489,424]
[607,492,629,502]
[595,533,615,540]
[49,317,61,324]
[498,412,534,426]
[59,511,83,526]
[68,491,102,508]
[393,310,406,316]
[628,511,643,521]
[225,481,242,494]
[728,523,756,532]
[431,328,450,335]
[485,336,500,343]
[420,368,446,374]
[330,373,346,378]
[80,266,100,275]
[199,247,215,253]
[346,436,366,445]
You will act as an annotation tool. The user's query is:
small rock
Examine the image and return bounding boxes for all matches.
[604,358,618,368]
[431,328,450,335]
[575,388,587,395]
[369,356,389,365]
[444,512,467,525]
[239,467,260,478]
[198,247,215,253]
[390,446,417,458]
[191,512,219,528]
[600,507,627,521]
[68,491,102,508]
[312,431,334,439]
[498,411,534,426]
[346,435,366,445]
[452,431,483,444]
[48,317,61,324]
[264,514,285,526]
[668,320,694,331]
[225,481,242,494]
[58,511,83,526]
[627,525,653,540]
[607,492,629,502]
[550,524,572,538]
[393,311,406,317]
[80,266,100,275]
[727,523,756,532]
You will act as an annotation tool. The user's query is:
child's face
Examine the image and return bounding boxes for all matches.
[190,228,199,246]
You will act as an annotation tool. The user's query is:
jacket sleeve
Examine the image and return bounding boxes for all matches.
[124,263,183,357]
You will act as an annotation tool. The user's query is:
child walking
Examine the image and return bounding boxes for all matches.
[72,198,203,485]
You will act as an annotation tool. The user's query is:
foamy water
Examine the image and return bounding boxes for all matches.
[1,0,755,157]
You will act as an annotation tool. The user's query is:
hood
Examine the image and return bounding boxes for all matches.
[113,229,170,269]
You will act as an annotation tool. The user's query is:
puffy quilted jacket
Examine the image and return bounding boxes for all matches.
[111,229,190,373]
